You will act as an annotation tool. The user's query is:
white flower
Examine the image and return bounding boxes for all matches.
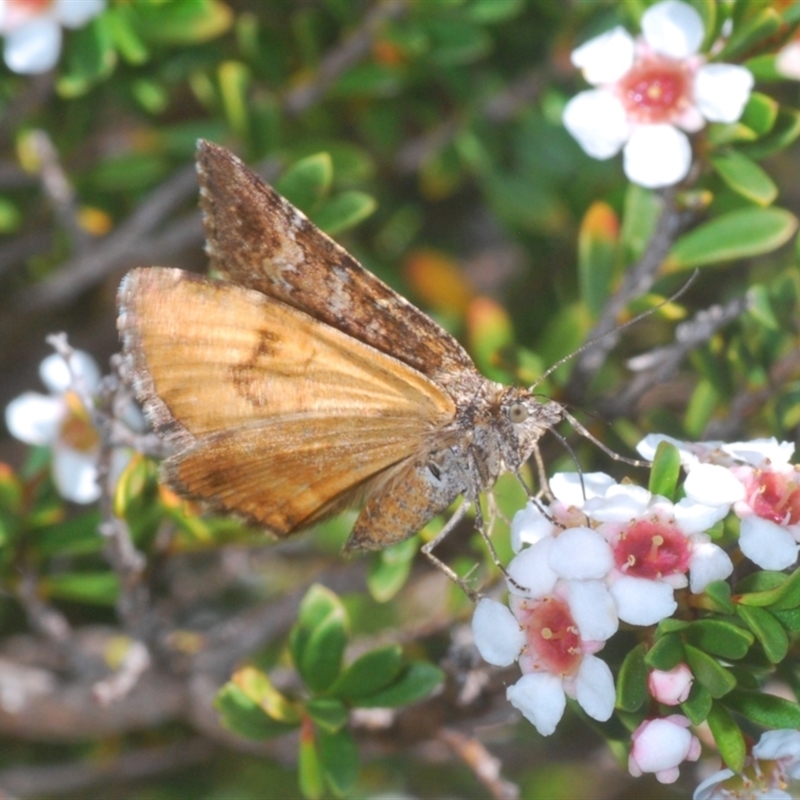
[472,540,618,737]
[694,729,800,799]
[563,0,753,187]
[629,715,701,784]
[648,663,693,706]
[0,0,105,74]
[582,482,732,620]
[5,349,107,502]
[777,39,800,82]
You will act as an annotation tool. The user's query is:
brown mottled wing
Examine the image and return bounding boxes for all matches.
[117,267,456,532]
[195,140,477,390]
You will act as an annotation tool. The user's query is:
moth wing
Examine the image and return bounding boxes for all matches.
[165,416,435,533]
[196,140,477,390]
[117,267,456,532]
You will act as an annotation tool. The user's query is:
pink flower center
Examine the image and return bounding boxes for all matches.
[516,596,582,677]
[5,0,53,29]
[614,519,691,579]
[750,470,800,525]
[618,55,693,124]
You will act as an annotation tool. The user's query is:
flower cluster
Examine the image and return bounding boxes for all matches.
[473,433,800,788]
[563,0,753,187]
[0,0,105,75]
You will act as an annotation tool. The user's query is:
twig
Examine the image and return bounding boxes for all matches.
[438,727,520,800]
[93,639,151,706]
[27,130,91,253]
[283,0,409,116]
[565,187,693,403]
[601,294,752,418]
[0,738,217,799]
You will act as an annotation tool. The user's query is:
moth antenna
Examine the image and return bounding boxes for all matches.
[560,408,650,468]
[529,270,699,392]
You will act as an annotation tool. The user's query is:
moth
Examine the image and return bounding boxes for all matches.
[117,141,564,596]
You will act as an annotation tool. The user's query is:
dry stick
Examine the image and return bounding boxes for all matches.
[0,738,218,799]
[283,0,410,116]
[437,727,520,800]
[564,187,694,405]
[704,346,800,441]
[28,129,92,254]
[602,293,753,419]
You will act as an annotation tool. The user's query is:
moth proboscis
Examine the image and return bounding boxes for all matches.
[117,141,566,599]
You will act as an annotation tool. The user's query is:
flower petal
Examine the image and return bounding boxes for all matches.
[722,437,795,467]
[641,0,704,59]
[472,598,525,667]
[567,580,618,642]
[571,26,635,85]
[693,769,736,800]
[5,392,63,445]
[575,654,615,721]
[563,90,630,159]
[56,0,106,28]
[550,471,615,507]
[777,42,800,81]
[611,575,677,625]
[688,541,733,593]
[3,18,61,74]
[694,64,754,123]
[510,502,556,551]
[549,527,614,580]
[674,496,730,535]
[507,538,558,598]
[684,463,745,507]
[623,124,691,188]
[39,350,101,394]
[739,516,799,570]
[584,483,650,522]
[506,673,566,736]
[52,446,100,503]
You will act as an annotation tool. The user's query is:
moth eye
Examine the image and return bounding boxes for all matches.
[508,403,528,424]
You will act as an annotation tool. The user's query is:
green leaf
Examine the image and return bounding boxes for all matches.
[35,511,103,557]
[57,15,116,97]
[616,643,648,712]
[682,683,712,725]
[716,7,781,60]
[319,728,360,798]
[742,108,800,160]
[354,661,444,708]
[684,645,736,698]
[277,153,333,213]
[367,538,417,602]
[578,202,618,318]
[330,644,404,700]
[737,566,800,608]
[214,683,298,740]
[647,441,682,501]
[684,378,719,438]
[736,606,789,663]
[772,606,800,632]
[711,151,778,206]
[424,18,492,65]
[218,61,251,141]
[41,572,119,606]
[740,92,779,137]
[683,619,754,660]
[107,5,149,64]
[312,192,377,236]
[231,666,302,725]
[725,690,800,729]
[306,698,348,733]
[290,586,349,693]
[707,702,746,772]
[132,0,232,45]
[666,208,798,270]
[748,284,780,330]
[704,581,735,614]
[467,0,524,22]
[299,731,324,800]
[620,183,661,264]
[645,632,685,671]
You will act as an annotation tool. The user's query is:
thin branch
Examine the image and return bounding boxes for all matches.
[283,0,409,116]
[438,727,520,800]
[565,187,694,403]
[601,294,752,418]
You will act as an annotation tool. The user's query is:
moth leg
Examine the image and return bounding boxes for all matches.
[420,500,481,601]
[532,443,555,502]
